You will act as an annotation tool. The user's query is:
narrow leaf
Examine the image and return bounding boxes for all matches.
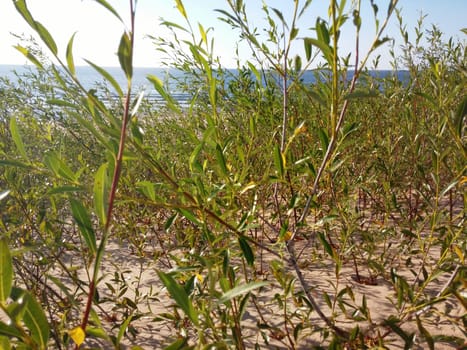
[147,74,180,112]
[217,281,268,305]
[318,232,335,259]
[10,288,49,349]
[238,237,254,266]
[0,240,13,303]
[47,186,85,195]
[43,152,77,182]
[165,338,188,350]
[215,144,228,177]
[9,116,28,160]
[304,38,312,61]
[303,37,332,64]
[83,59,123,97]
[116,315,133,345]
[455,95,467,138]
[174,0,187,19]
[273,145,285,178]
[0,335,11,350]
[0,322,23,339]
[189,142,204,173]
[34,21,58,55]
[70,199,97,255]
[344,89,378,100]
[14,45,44,69]
[157,271,198,326]
[66,33,76,76]
[198,23,207,45]
[178,208,201,226]
[93,0,123,22]
[118,32,133,80]
[94,163,109,227]
[14,0,57,55]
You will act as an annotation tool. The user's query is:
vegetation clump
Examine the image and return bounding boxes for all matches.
[0,0,465,349]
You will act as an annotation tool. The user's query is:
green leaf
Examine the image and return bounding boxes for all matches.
[0,335,11,350]
[34,22,58,55]
[136,181,156,201]
[46,99,77,108]
[157,271,198,326]
[352,10,361,30]
[290,26,299,41]
[14,45,44,69]
[217,281,268,305]
[373,36,391,50]
[215,144,228,177]
[384,316,414,346]
[304,38,312,61]
[47,186,85,195]
[43,152,77,182]
[316,18,330,45]
[461,28,467,35]
[84,59,123,97]
[344,89,378,100]
[178,208,201,226]
[118,32,133,80]
[14,0,57,55]
[147,75,180,113]
[0,159,32,169]
[94,163,109,227]
[198,23,208,46]
[70,199,97,255]
[164,337,189,350]
[0,322,23,339]
[294,55,302,72]
[9,116,28,160]
[235,0,243,12]
[0,240,13,303]
[416,317,434,350]
[93,0,123,22]
[238,237,254,266]
[66,33,77,76]
[303,37,332,65]
[116,314,133,345]
[273,144,285,178]
[160,20,189,33]
[271,8,286,27]
[189,142,204,173]
[454,95,467,138]
[318,232,335,259]
[10,287,49,349]
[318,128,329,150]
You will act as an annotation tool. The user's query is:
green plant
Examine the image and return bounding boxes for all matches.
[0,0,465,349]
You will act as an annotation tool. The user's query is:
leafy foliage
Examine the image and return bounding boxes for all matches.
[0,0,465,349]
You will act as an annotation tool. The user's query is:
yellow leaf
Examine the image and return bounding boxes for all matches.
[69,326,85,346]
[453,245,465,263]
[279,231,293,242]
[195,273,204,283]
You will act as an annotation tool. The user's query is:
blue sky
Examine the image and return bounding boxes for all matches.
[0,0,465,69]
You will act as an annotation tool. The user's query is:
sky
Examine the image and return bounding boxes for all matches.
[0,0,466,69]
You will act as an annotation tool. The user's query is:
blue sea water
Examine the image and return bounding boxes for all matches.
[0,64,408,103]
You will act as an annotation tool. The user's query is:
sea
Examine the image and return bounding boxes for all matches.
[0,64,408,105]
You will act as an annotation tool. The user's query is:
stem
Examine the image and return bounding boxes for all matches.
[331,0,339,139]
[79,0,136,339]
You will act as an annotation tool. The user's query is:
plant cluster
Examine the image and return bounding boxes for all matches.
[0,0,465,349]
